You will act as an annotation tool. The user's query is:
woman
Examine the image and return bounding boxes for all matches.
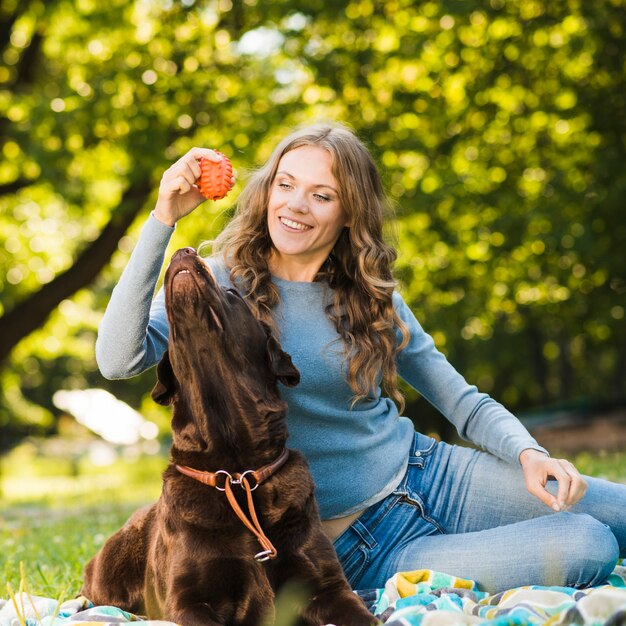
[97,123,626,593]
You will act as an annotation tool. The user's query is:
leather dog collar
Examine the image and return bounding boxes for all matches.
[175,448,289,490]
[175,449,289,561]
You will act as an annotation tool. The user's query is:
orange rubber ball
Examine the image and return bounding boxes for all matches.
[197,152,233,201]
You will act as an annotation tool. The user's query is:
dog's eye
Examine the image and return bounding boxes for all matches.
[226,288,242,298]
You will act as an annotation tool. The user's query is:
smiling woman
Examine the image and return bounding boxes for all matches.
[95,122,626,595]
[210,124,406,415]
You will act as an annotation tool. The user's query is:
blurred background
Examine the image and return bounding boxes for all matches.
[1,0,625,594]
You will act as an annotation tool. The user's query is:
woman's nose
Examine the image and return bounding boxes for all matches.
[287,193,308,213]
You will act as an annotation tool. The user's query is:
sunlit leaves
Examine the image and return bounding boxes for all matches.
[1,0,625,434]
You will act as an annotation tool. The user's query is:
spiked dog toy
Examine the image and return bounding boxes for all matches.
[198,152,233,201]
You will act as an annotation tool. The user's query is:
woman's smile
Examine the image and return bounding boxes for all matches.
[279,216,313,231]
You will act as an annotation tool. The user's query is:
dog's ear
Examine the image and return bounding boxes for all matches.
[266,334,300,387]
[151,350,178,405]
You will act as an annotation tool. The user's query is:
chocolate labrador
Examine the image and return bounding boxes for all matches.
[82,247,374,626]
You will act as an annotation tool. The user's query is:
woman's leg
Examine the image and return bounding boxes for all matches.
[424,438,626,549]
[334,433,624,593]
[376,511,618,593]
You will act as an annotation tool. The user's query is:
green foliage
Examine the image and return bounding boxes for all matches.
[1,0,625,437]
[295,0,626,408]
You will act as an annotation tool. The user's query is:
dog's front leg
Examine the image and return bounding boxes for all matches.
[82,504,155,614]
[164,557,274,626]
[303,584,376,626]
[166,587,272,626]
[274,534,376,626]
[166,602,224,626]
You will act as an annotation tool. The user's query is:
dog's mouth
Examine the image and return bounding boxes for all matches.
[166,250,225,332]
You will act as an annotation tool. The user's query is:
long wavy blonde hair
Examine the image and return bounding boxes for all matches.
[213,123,410,412]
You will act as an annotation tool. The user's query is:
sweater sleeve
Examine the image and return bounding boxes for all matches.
[95,213,174,379]
[393,291,548,465]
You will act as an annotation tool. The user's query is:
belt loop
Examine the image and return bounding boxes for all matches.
[408,432,426,467]
[351,519,378,550]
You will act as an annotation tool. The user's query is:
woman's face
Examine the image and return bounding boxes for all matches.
[266,145,350,281]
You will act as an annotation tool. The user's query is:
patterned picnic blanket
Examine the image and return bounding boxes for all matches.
[2,561,626,626]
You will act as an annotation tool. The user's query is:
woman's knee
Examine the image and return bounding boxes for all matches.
[559,513,619,587]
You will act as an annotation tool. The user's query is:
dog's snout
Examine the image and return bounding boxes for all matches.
[174,247,197,260]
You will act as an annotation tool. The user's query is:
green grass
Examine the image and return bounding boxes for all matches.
[1,443,626,600]
[2,502,145,599]
[566,449,626,483]
[1,442,165,598]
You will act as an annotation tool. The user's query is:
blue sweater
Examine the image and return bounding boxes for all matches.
[96,214,547,519]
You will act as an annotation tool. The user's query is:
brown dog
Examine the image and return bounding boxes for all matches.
[82,247,374,626]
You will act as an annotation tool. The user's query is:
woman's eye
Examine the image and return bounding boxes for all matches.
[278,182,291,189]
[314,194,331,202]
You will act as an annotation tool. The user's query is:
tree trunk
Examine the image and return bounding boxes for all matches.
[0,179,152,367]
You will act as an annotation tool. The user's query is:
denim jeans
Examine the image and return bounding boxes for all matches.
[334,432,625,593]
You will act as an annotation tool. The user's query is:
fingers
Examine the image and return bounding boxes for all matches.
[168,148,224,179]
[160,148,231,196]
[163,151,202,188]
[522,453,587,512]
[175,146,224,166]
[560,459,587,506]
[154,147,234,225]
[546,459,586,510]
[524,475,559,511]
[159,169,202,199]
[553,461,574,510]
[191,147,223,163]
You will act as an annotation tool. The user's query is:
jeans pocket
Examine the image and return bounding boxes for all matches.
[340,543,370,588]
[408,433,438,467]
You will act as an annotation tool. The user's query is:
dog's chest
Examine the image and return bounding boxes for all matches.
[162,477,295,531]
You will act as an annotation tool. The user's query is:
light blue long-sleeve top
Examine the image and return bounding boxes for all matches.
[96,213,547,519]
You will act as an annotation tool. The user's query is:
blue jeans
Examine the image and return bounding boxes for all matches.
[334,432,625,593]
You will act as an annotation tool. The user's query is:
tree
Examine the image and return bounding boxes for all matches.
[285,0,626,409]
[0,0,307,434]
[1,0,625,442]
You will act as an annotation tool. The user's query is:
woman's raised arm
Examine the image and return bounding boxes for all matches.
[95,213,173,379]
[96,148,232,379]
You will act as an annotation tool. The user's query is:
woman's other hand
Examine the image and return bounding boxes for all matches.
[519,448,587,512]
[153,148,235,226]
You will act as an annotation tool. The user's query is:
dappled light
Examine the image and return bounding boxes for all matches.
[0,0,626,610]
[52,388,158,446]
[0,0,625,451]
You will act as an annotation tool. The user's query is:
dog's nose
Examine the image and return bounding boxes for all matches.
[172,247,197,261]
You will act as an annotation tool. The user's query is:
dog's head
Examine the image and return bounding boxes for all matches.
[151,248,299,453]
